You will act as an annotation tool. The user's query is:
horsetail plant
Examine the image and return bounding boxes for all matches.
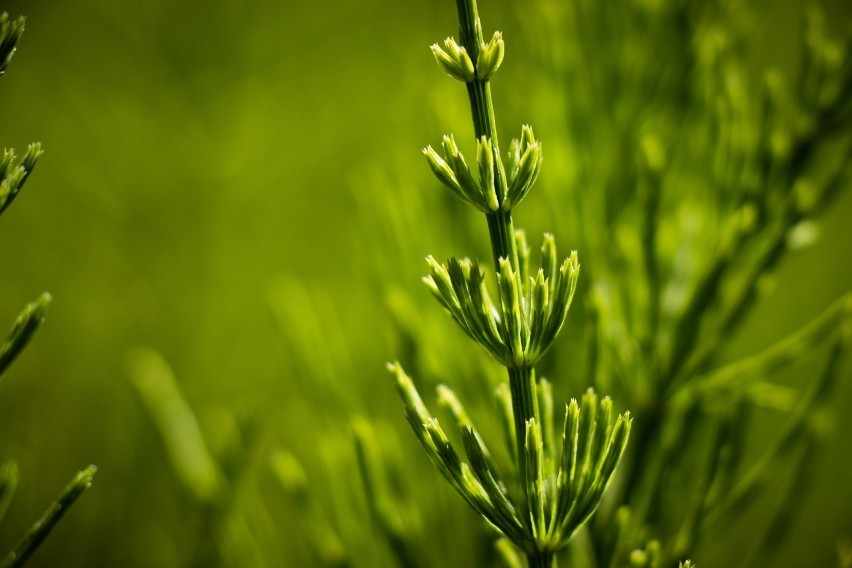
[391,1,631,565]
[274,1,849,564]
[0,13,95,567]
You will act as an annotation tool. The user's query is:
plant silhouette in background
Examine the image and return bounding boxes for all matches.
[0,13,95,568]
[128,349,263,568]
[518,0,852,565]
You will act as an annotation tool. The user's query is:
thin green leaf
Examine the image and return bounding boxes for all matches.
[1,466,96,568]
[0,461,19,525]
[0,293,51,378]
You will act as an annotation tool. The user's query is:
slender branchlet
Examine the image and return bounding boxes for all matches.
[0,467,97,568]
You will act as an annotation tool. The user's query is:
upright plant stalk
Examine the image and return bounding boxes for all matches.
[392,0,632,565]
[455,0,517,270]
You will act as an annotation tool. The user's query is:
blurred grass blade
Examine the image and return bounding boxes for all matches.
[682,293,851,400]
[128,348,223,505]
[0,465,96,568]
[352,417,419,568]
[705,325,848,532]
[270,451,350,568]
[0,293,51,378]
[495,537,523,568]
[743,437,817,567]
[0,461,20,525]
[271,451,351,567]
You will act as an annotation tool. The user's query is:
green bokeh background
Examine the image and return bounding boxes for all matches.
[0,0,850,566]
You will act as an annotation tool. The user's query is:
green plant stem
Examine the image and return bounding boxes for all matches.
[455,0,480,54]
[486,210,518,267]
[620,400,665,513]
[509,366,540,475]
[454,0,518,272]
[640,175,660,364]
[1,466,96,568]
[455,0,532,411]
[454,1,560,565]
[526,550,556,568]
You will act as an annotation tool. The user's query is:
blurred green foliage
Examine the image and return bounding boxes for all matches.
[0,0,851,566]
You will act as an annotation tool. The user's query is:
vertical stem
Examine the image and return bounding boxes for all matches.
[486,209,517,272]
[526,549,556,568]
[456,0,535,469]
[454,0,517,271]
[620,401,663,508]
[509,366,540,488]
[640,176,660,365]
[455,0,546,556]
[465,78,510,205]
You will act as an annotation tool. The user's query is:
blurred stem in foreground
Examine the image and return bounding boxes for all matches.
[129,348,264,568]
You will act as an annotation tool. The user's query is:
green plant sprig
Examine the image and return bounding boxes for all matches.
[0,144,43,216]
[392,0,632,565]
[1,13,96,566]
[0,293,50,378]
[0,13,25,76]
[0,466,97,568]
